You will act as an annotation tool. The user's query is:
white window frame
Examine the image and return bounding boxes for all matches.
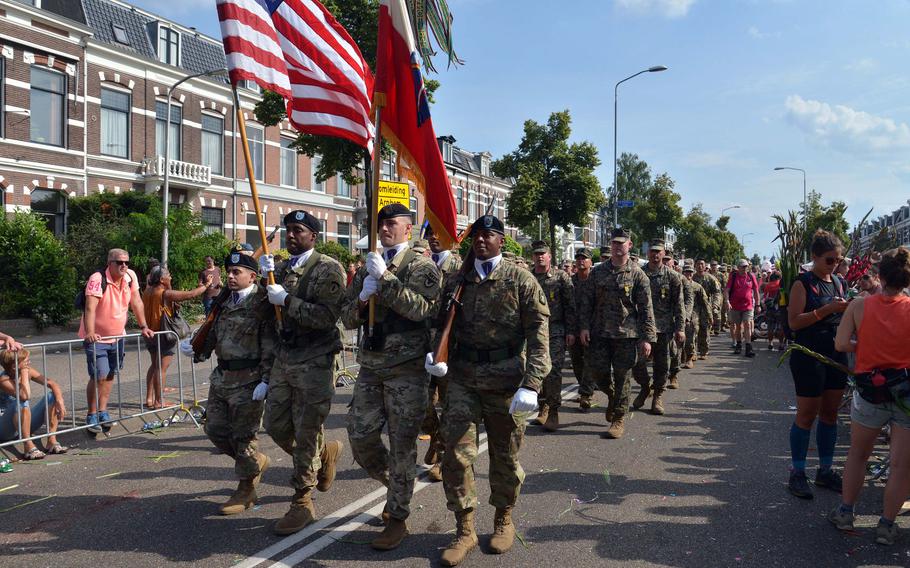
[337,174,350,198]
[100,85,130,159]
[311,154,325,193]
[246,124,264,182]
[156,100,182,160]
[201,112,224,175]
[157,26,181,67]
[30,66,66,147]
[279,136,297,188]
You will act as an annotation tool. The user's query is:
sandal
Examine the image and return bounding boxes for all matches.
[24,448,46,460]
[46,444,69,455]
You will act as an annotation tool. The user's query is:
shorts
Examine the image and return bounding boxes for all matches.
[729,309,754,324]
[850,393,910,431]
[144,335,176,358]
[85,339,126,381]
[789,344,848,397]
[0,391,55,442]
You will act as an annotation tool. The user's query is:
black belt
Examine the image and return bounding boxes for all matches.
[218,358,260,371]
[456,344,522,363]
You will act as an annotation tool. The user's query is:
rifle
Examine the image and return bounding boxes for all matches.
[433,198,495,364]
[189,287,230,359]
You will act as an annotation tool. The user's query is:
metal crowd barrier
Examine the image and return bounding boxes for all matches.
[0,330,215,452]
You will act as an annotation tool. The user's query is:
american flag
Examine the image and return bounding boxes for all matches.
[216,0,374,150]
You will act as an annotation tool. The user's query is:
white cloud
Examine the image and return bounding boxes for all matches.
[747,25,779,40]
[844,58,878,73]
[784,95,910,154]
[615,0,696,18]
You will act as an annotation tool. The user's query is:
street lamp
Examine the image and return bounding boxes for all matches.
[774,166,807,262]
[613,65,668,227]
[721,204,741,217]
[740,232,755,262]
[161,67,227,267]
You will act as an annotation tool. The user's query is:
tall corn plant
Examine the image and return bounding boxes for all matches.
[772,211,803,307]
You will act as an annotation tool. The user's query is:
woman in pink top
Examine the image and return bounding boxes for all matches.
[832,247,910,545]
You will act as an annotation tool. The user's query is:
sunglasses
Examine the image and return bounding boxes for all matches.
[822,256,844,266]
[862,274,873,280]
[111,260,130,266]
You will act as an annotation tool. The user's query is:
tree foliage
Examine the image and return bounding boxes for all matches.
[624,172,683,242]
[458,235,523,259]
[0,213,78,327]
[801,190,851,253]
[492,110,604,250]
[610,152,652,228]
[674,203,746,264]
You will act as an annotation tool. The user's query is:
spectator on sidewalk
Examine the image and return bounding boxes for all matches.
[858,267,882,297]
[0,348,68,459]
[0,331,22,351]
[830,247,910,545]
[199,256,223,315]
[143,266,212,409]
[725,259,761,357]
[79,248,154,434]
[785,230,849,500]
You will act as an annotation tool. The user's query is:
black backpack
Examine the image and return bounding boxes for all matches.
[74,270,108,310]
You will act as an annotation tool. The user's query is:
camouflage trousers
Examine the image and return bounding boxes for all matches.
[720,303,728,330]
[541,332,567,409]
[669,334,682,378]
[697,316,711,356]
[266,351,335,493]
[570,342,596,397]
[204,380,265,480]
[442,380,526,512]
[420,376,448,465]
[683,320,698,363]
[586,338,639,418]
[347,360,428,521]
[632,333,671,391]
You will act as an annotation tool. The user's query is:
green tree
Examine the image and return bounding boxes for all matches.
[492,110,603,250]
[0,213,78,327]
[610,152,653,228]
[674,203,744,263]
[252,0,441,185]
[751,253,762,266]
[800,190,851,254]
[316,240,355,266]
[625,172,683,242]
[458,235,523,259]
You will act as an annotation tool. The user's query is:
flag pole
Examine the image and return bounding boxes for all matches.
[233,87,282,324]
[367,96,385,339]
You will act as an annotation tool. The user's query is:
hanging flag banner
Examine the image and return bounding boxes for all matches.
[378,180,411,208]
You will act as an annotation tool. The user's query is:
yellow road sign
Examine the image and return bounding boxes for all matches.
[378,180,410,209]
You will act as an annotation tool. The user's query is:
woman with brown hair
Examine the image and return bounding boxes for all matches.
[786,230,850,499]
[830,247,910,545]
[143,266,212,408]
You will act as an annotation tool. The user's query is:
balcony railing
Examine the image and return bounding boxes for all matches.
[141,156,211,186]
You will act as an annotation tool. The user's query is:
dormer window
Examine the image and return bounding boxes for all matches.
[112,23,130,45]
[480,155,491,177]
[157,26,180,66]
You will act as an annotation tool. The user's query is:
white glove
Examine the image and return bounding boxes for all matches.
[267,284,288,306]
[179,339,195,357]
[259,254,275,278]
[359,275,379,302]
[509,387,539,414]
[366,251,387,279]
[424,352,448,377]
[252,381,269,401]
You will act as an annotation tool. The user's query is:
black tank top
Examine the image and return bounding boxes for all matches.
[795,271,843,346]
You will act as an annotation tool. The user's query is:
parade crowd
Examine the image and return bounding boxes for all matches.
[1,210,909,562]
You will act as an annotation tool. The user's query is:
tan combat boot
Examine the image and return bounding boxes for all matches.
[251,452,270,488]
[651,389,665,415]
[371,518,408,550]
[489,507,515,554]
[219,479,257,515]
[533,404,549,426]
[578,395,592,412]
[317,440,343,492]
[667,375,680,389]
[543,407,559,432]
[602,415,626,439]
[424,438,438,466]
[426,461,443,482]
[632,385,651,410]
[274,490,316,535]
[440,509,478,566]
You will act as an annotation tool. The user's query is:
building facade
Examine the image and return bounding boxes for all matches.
[858,199,910,251]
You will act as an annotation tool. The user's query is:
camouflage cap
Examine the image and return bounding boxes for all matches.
[575,247,593,259]
[649,238,665,251]
[611,227,631,243]
[599,246,611,255]
[531,240,550,254]
[411,239,429,253]
[682,260,696,272]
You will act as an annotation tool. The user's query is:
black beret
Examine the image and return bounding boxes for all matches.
[224,251,258,272]
[283,210,321,233]
[469,214,504,236]
[377,203,413,223]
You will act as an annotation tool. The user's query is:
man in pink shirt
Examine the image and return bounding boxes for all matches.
[79,248,153,433]
[724,258,761,358]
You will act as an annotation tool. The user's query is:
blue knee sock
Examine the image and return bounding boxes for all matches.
[816,421,837,470]
[790,423,811,472]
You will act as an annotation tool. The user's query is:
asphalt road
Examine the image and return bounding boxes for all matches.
[1,336,908,567]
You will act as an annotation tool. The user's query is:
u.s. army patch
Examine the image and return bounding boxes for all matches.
[231,253,240,263]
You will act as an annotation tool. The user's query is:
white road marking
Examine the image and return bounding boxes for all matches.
[242,383,580,567]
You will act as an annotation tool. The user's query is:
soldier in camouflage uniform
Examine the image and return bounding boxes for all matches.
[579,228,657,440]
[259,210,347,536]
[631,239,685,415]
[530,240,575,432]
[693,259,721,359]
[570,248,597,410]
[422,224,463,483]
[424,214,550,566]
[189,252,274,516]
[682,261,713,369]
[342,203,442,551]
[709,261,726,335]
[718,264,730,331]
[666,252,683,388]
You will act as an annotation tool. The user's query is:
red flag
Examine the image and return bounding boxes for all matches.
[375,0,458,249]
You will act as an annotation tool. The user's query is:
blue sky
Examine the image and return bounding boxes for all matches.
[131,0,910,258]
